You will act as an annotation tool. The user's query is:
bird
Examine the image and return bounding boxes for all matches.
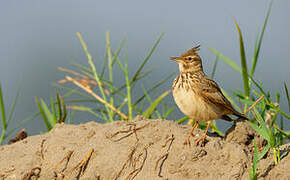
[171,45,248,146]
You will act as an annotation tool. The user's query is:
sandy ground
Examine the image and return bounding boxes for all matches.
[0,116,289,180]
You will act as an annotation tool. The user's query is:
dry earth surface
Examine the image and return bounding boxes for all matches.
[0,116,289,180]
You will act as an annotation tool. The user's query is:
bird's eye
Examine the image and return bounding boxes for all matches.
[187,57,192,60]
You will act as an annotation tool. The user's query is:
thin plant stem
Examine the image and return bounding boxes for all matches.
[244,95,264,114]
[0,85,7,144]
[106,31,114,118]
[125,53,133,120]
[250,0,273,77]
[76,32,113,121]
[65,76,128,120]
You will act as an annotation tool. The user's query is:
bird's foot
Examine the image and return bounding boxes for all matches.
[195,135,208,147]
[184,132,195,146]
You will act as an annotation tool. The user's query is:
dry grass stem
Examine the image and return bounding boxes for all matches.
[58,67,88,79]
[58,68,110,95]
[244,95,264,114]
[65,76,128,120]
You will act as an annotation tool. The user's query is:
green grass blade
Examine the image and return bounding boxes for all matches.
[72,63,92,74]
[53,83,92,98]
[249,170,255,180]
[208,47,242,73]
[6,111,40,138]
[253,107,269,131]
[76,32,112,121]
[50,96,57,123]
[113,45,133,120]
[59,93,67,123]
[258,143,270,160]
[55,91,67,123]
[0,85,7,130]
[111,36,126,66]
[163,106,175,119]
[70,105,107,121]
[40,98,55,127]
[111,67,156,96]
[131,32,164,84]
[117,97,129,113]
[101,34,125,79]
[67,110,75,124]
[210,56,218,79]
[250,0,273,77]
[62,98,67,123]
[124,49,133,120]
[56,92,62,123]
[248,121,269,142]
[0,85,7,144]
[141,86,161,119]
[249,138,258,180]
[133,67,156,82]
[284,82,290,112]
[142,86,153,103]
[106,32,115,116]
[100,53,108,80]
[253,138,258,171]
[143,90,171,118]
[134,71,175,106]
[141,86,155,117]
[274,127,290,138]
[7,85,20,124]
[249,76,270,102]
[177,116,189,124]
[63,98,98,103]
[233,20,250,97]
[35,97,52,131]
[253,107,271,141]
[277,109,290,119]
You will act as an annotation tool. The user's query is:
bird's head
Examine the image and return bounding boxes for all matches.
[171,45,203,73]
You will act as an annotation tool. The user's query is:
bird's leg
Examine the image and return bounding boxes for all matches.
[184,120,199,146]
[195,121,210,146]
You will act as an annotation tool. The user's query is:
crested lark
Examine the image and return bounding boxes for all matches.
[171,45,247,146]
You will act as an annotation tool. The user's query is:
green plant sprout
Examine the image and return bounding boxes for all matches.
[35,91,67,131]
[0,84,20,144]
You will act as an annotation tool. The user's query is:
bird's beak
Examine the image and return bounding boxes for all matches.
[170,57,182,62]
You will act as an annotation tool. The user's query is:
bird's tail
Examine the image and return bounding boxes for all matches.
[234,111,248,120]
[221,111,248,122]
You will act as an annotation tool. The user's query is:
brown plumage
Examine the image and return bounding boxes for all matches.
[171,45,247,146]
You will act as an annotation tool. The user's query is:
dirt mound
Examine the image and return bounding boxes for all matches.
[0,117,289,179]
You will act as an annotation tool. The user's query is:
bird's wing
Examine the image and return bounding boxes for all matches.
[199,77,236,113]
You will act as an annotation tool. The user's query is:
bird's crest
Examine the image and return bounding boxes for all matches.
[181,45,200,57]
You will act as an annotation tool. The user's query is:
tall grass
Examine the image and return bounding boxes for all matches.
[0,84,20,144]
[209,0,289,176]
[56,31,175,124]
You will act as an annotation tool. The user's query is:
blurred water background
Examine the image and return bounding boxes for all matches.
[0,0,289,139]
